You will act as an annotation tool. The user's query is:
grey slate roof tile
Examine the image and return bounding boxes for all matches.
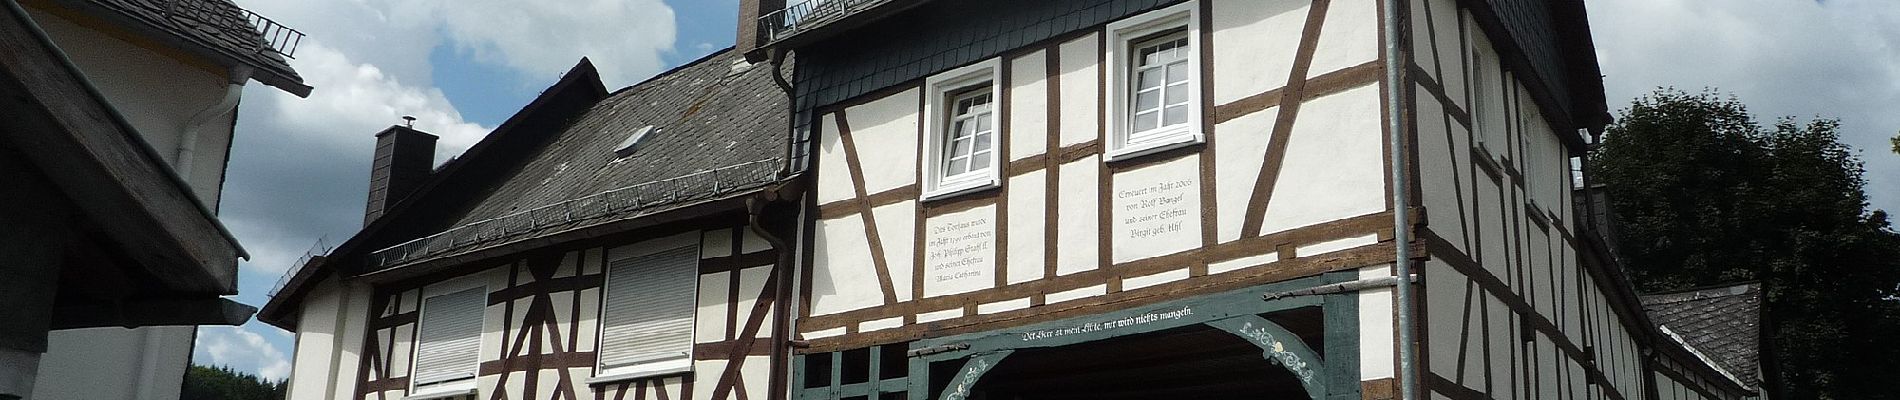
[1641,283,1764,388]
[384,49,788,263]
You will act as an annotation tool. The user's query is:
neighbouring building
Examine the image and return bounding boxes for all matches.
[0,0,309,398]
[261,0,1767,399]
[259,53,796,400]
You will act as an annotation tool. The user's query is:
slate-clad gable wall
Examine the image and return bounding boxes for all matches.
[792,0,1173,113]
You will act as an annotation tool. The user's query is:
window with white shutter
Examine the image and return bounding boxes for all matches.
[596,244,699,378]
[411,286,485,394]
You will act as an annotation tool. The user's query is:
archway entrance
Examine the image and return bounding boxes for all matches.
[966,318,1316,400]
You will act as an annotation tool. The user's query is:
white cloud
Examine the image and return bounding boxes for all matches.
[196,326,294,381]
[1588,0,1900,214]
[432,0,676,88]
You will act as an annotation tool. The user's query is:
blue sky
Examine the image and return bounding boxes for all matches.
[196,0,1900,383]
[196,0,739,380]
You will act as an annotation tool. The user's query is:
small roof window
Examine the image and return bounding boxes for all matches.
[613,125,658,158]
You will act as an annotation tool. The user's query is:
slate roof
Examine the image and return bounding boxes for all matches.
[44,0,309,96]
[365,48,790,269]
[1641,282,1763,389]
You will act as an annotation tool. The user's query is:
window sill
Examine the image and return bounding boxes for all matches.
[921,177,1000,202]
[587,366,693,386]
[402,388,476,400]
[1107,133,1203,163]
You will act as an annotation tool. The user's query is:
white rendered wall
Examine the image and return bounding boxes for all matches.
[21,5,240,209]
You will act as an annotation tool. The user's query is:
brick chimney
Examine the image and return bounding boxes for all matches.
[736,0,785,60]
[364,124,437,224]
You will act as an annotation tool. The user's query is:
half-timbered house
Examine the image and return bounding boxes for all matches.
[742,0,1763,399]
[265,0,1770,399]
[258,51,802,400]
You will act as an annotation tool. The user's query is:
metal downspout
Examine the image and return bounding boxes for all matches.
[1383,0,1418,398]
[176,66,250,181]
[747,190,798,400]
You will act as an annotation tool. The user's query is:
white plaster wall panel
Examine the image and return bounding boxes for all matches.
[480,285,507,361]
[1297,233,1379,257]
[701,228,734,258]
[815,113,854,205]
[738,265,774,333]
[1358,264,1395,380]
[741,228,773,254]
[331,283,372,398]
[1213,107,1278,243]
[803,327,846,340]
[1056,33,1100,147]
[1122,268,1190,291]
[574,286,600,352]
[1476,177,1507,284]
[860,316,905,332]
[1486,295,1514,396]
[1046,284,1107,304]
[401,289,421,313]
[873,200,918,301]
[1422,260,1464,376]
[287,280,342,400]
[1055,158,1101,275]
[742,355,771,400]
[1210,0,1306,105]
[1414,90,1470,254]
[811,215,884,315]
[691,360,728,400]
[696,271,732,342]
[1006,171,1047,284]
[1009,50,1049,160]
[476,374,501,399]
[24,7,236,204]
[1110,157,1203,263]
[1256,85,1387,236]
[978,298,1033,314]
[844,88,922,194]
[1531,228,1553,316]
[546,290,576,352]
[922,204,997,297]
[916,308,965,323]
[1207,251,1278,275]
[1429,2,1467,111]
[1306,0,1379,78]
[1407,0,1434,72]
[557,250,580,277]
[388,325,415,377]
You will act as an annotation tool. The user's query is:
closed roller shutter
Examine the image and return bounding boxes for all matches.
[599,245,698,369]
[412,287,485,386]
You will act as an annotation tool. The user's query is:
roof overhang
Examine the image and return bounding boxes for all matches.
[2,0,246,295]
[31,0,311,97]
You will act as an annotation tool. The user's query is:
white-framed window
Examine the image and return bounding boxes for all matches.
[922,58,1003,200]
[410,277,487,397]
[593,237,699,381]
[1106,1,1202,161]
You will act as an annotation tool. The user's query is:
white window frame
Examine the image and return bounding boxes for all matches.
[590,233,701,383]
[408,275,488,397]
[922,58,1004,200]
[1106,1,1203,161]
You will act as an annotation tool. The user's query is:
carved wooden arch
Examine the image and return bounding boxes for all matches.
[913,276,1352,400]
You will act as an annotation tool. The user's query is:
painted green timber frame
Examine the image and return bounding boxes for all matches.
[793,272,1364,400]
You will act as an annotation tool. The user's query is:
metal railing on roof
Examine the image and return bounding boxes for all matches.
[266,236,332,299]
[757,0,893,43]
[162,0,304,58]
[241,8,303,58]
[366,158,784,269]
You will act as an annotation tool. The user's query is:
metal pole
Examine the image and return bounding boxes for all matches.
[1381,0,1418,398]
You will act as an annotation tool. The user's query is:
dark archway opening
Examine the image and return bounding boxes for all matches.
[957,308,1324,400]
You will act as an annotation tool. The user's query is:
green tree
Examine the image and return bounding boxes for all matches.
[180,365,286,400]
[1589,88,1900,400]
